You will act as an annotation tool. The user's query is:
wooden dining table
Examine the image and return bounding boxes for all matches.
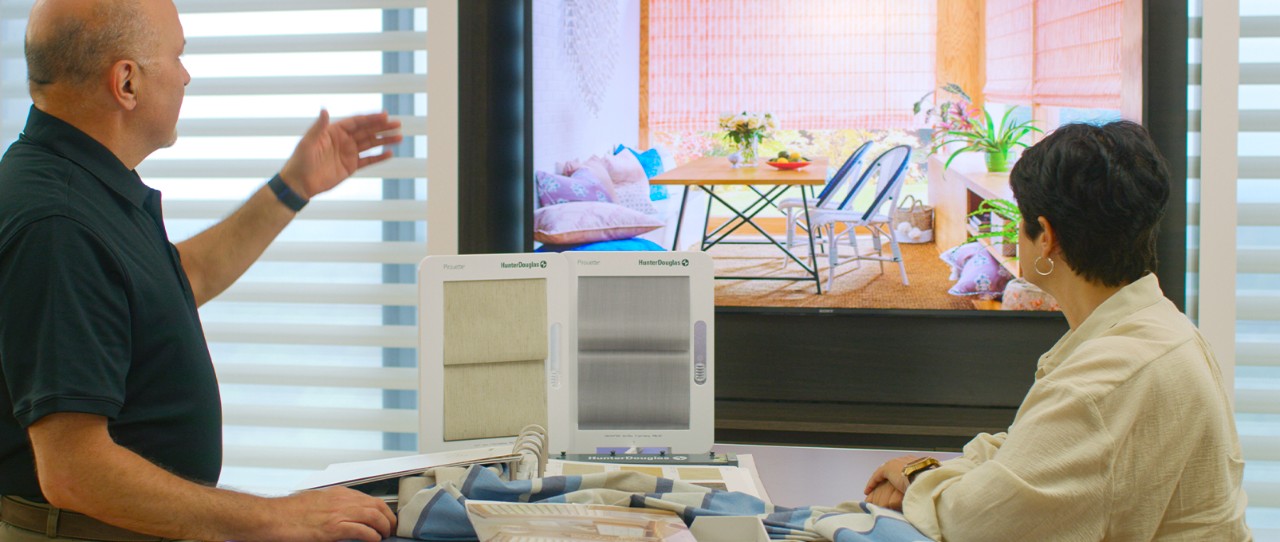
[650,156,830,294]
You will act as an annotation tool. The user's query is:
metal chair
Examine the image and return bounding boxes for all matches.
[778,141,873,267]
[809,145,913,290]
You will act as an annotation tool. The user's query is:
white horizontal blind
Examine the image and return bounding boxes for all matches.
[1192,0,1280,535]
[0,0,428,494]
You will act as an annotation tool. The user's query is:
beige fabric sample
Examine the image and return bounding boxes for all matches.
[443,279,548,366]
[441,278,549,441]
[444,360,548,441]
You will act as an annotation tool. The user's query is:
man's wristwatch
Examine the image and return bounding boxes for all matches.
[267,174,309,212]
[902,457,941,483]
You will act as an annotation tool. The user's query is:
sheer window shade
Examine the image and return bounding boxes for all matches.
[983,0,1034,104]
[1032,0,1122,108]
[983,0,1123,109]
[647,0,937,132]
[0,0,428,494]
[1190,0,1280,532]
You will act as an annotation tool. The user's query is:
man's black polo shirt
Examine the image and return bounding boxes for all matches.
[0,107,221,500]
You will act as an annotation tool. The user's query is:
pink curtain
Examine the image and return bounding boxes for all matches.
[1032,0,1123,109]
[984,0,1034,105]
[647,0,937,132]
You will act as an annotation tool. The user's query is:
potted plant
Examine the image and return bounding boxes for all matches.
[913,84,1042,172]
[937,107,1041,172]
[968,198,1020,258]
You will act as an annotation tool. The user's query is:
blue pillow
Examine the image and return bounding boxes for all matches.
[613,144,669,201]
[535,237,666,252]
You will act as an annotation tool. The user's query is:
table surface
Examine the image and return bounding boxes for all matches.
[650,157,829,186]
[711,443,961,508]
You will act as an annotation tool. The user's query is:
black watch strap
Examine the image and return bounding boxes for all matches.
[267,174,308,212]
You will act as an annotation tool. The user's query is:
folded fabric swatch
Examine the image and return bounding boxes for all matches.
[394,464,931,542]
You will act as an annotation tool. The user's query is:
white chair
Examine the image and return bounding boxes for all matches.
[809,145,913,291]
[779,141,873,267]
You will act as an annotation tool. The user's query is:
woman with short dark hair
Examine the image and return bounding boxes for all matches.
[864,121,1251,540]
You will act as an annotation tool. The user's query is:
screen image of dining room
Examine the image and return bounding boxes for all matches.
[531,0,1139,311]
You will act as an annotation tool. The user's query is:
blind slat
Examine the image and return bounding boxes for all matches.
[1187,203,1280,227]
[1,32,429,57]
[1244,479,1280,508]
[216,282,416,305]
[137,157,425,179]
[222,405,417,433]
[1241,157,1280,180]
[1242,434,1280,462]
[203,323,416,348]
[260,241,424,264]
[1237,292,1280,321]
[185,74,427,96]
[1238,335,1280,368]
[1186,248,1280,274]
[186,32,425,55]
[1238,248,1280,274]
[1242,63,1280,85]
[216,364,417,390]
[0,0,427,17]
[1,75,430,96]
[1237,384,1280,412]
[4,116,427,140]
[164,199,424,221]
[1187,110,1280,133]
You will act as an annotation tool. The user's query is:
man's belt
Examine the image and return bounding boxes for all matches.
[0,496,166,542]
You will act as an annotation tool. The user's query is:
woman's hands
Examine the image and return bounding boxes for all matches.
[863,455,920,511]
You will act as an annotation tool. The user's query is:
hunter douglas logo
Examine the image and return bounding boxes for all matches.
[639,258,690,267]
[499,260,547,269]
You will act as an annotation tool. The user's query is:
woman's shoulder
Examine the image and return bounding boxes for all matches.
[1046,300,1208,397]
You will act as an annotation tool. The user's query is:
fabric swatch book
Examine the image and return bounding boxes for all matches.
[295,425,548,507]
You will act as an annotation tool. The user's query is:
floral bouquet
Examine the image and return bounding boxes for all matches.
[718,111,776,166]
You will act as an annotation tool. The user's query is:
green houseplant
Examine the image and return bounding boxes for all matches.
[913,83,1042,172]
[935,106,1042,172]
[968,198,1020,258]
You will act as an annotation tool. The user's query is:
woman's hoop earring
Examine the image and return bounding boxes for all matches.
[1034,256,1055,276]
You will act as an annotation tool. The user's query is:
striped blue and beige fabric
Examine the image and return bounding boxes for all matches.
[389,465,933,541]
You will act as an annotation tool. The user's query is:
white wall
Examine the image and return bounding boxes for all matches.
[533,0,641,173]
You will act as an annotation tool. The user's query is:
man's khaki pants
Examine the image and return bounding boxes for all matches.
[0,521,90,542]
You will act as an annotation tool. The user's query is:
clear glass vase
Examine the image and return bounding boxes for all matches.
[738,137,760,167]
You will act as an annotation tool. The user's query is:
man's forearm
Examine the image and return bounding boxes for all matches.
[31,415,273,541]
[30,413,393,542]
[176,183,296,306]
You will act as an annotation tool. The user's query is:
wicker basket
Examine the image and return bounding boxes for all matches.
[892,195,934,243]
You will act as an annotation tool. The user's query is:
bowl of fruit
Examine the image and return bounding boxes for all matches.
[767,150,811,170]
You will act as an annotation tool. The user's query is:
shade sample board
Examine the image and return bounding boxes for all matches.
[420,254,569,453]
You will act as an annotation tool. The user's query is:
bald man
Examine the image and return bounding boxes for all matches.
[0,1,402,541]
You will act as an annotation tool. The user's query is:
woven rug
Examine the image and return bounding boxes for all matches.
[706,238,973,310]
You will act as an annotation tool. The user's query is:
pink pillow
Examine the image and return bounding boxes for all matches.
[565,156,619,202]
[535,169,614,207]
[533,201,665,245]
[604,151,658,215]
[940,242,1014,300]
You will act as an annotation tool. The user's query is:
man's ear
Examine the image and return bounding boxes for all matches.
[110,59,140,111]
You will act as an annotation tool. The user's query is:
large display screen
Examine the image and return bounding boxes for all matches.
[531,0,1150,314]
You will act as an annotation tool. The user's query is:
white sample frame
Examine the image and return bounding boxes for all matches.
[564,252,714,454]
[418,254,570,453]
